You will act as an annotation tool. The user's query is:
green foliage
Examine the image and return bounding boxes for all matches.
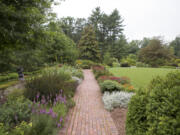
[103,52,115,66]
[111,35,128,60]
[0,96,32,128]
[100,80,124,93]
[0,73,18,82]
[170,36,180,58]
[126,90,149,135]
[59,17,86,43]
[112,62,121,67]
[0,0,57,50]
[136,62,149,67]
[92,65,112,79]
[75,59,96,69]
[52,103,68,126]
[25,68,77,101]
[121,54,137,66]
[0,123,7,135]
[8,89,25,98]
[120,62,130,67]
[27,114,58,135]
[89,7,124,58]
[60,65,83,79]
[0,80,19,90]
[138,38,173,67]
[10,121,31,135]
[126,71,180,135]
[78,25,100,61]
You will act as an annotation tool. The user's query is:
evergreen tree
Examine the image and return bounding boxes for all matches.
[78,25,100,61]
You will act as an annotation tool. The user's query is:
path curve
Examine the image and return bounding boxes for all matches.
[59,70,119,135]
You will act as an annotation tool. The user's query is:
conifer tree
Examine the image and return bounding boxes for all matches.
[78,25,100,61]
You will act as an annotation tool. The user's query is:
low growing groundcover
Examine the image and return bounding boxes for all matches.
[109,67,177,89]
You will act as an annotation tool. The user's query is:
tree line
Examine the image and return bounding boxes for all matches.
[0,0,180,73]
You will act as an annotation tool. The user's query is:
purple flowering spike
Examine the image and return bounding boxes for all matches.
[59,117,63,122]
[48,108,53,115]
[57,123,61,128]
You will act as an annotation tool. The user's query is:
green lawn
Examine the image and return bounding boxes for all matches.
[109,67,177,89]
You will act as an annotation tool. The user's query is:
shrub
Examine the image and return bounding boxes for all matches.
[126,71,180,135]
[121,54,137,66]
[98,76,130,85]
[0,123,7,135]
[25,68,77,101]
[0,73,18,82]
[103,52,113,66]
[100,80,124,93]
[75,59,96,69]
[26,114,58,135]
[136,62,149,67]
[10,121,31,135]
[0,96,32,128]
[112,62,120,67]
[121,62,130,67]
[8,89,25,98]
[122,84,135,92]
[126,90,149,135]
[92,65,112,79]
[102,91,134,111]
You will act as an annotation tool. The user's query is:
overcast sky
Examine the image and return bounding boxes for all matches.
[53,0,180,42]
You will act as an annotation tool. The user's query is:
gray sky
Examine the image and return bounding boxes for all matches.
[53,0,180,42]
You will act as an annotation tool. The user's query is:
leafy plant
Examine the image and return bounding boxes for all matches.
[25,68,77,101]
[102,91,134,111]
[126,71,180,135]
[92,65,112,79]
[100,80,124,93]
[75,59,96,69]
[0,73,18,82]
[98,75,130,85]
[27,114,58,135]
[0,96,32,128]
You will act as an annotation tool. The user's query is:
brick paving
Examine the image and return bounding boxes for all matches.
[59,70,119,135]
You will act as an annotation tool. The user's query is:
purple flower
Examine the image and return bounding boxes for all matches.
[36,92,40,100]
[57,123,61,128]
[59,117,63,122]
[48,108,53,115]
[51,112,57,118]
[39,109,46,114]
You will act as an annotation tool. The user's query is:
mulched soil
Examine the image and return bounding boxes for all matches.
[110,108,128,135]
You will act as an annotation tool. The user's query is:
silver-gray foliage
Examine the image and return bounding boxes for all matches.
[102,91,134,111]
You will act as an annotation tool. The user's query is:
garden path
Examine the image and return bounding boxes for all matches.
[59,70,118,135]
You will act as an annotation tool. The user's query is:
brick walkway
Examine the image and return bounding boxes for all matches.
[59,70,119,135]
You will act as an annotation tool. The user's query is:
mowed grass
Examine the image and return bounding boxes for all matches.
[109,67,177,89]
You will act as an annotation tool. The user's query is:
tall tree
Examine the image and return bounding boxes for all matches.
[138,38,173,67]
[111,34,128,60]
[59,17,87,43]
[88,7,124,57]
[170,36,180,58]
[78,25,100,61]
[0,0,58,50]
